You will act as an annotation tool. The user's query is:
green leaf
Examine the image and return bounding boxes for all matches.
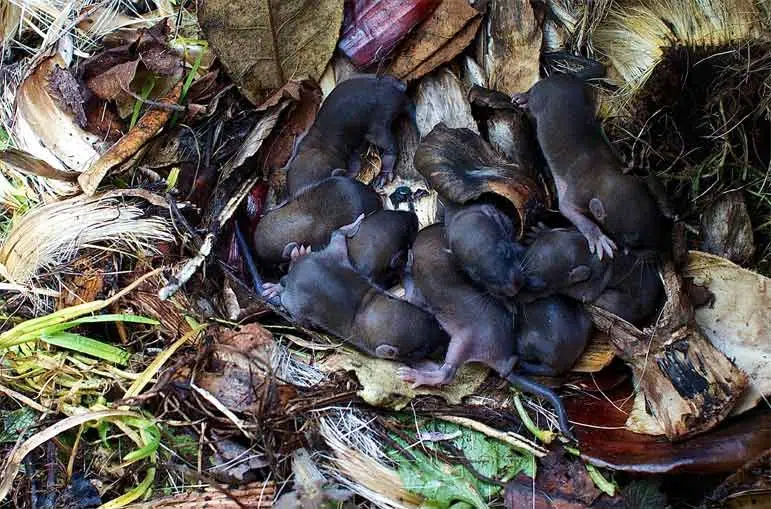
[40,331,130,365]
[0,407,38,443]
[67,314,160,326]
[388,418,535,508]
[123,421,161,463]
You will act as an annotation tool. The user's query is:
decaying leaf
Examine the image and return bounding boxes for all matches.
[700,192,756,266]
[87,60,140,101]
[194,324,297,413]
[684,251,771,415]
[199,0,344,105]
[339,0,442,68]
[57,257,106,309]
[48,65,87,127]
[122,482,275,509]
[565,381,771,475]
[479,0,542,94]
[14,53,100,174]
[320,349,489,410]
[388,0,482,81]
[504,447,622,509]
[78,82,183,195]
[0,148,79,181]
[210,438,270,481]
[570,332,616,373]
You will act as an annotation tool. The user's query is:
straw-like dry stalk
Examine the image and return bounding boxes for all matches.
[0,193,173,284]
[592,0,764,94]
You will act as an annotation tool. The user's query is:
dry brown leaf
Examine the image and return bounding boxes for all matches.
[388,0,482,80]
[404,17,483,81]
[684,251,771,415]
[570,331,616,373]
[87,60,140,101]
[14,54,100,173]
[48,65,87,127]
[78,82,182,195]
[0,148,80,181]
[199,0,344,105]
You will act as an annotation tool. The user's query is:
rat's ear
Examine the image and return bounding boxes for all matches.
[568,265,592,284]
[282,242,299,260]
[331,168,348,177]
[589,198,607,222]
[525,275,547,291]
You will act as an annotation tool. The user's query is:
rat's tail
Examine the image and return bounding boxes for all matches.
[234,222,282,307]
[504,372,575,440]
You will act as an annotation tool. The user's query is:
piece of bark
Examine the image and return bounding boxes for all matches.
[414,68,477,137]
[478,0,542,94]
[78,82,182,195]
[388,0,482,81]
[589,259,748,440]
[700,191,756,266]
[338,0,442,68]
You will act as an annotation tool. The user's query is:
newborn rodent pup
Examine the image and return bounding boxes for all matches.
[513,74,664,259]
[515,295,592,376]
[286,74,414,195]
[344,209,419,285]
[444,203,527,297]
[519,226,613,304]
[400,224,574,437]
[253,176,381,268]
[262,216,448,362]
[520,226,662,324]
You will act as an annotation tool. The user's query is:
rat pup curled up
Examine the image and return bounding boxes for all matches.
[513,74,665,259]
[520,225,663,325]
[515,295,592,377]
[252,176,382,269]
[286,74,415,195]
[444,203,528,297]
[262,216,448,362]
[399,224,574,437]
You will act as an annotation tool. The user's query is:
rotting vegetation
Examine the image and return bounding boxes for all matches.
[0,1,769,508]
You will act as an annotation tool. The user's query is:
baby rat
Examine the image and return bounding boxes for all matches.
[515,295,592,376]
[444,203,528,297]
[345,209,419,286]
[253,176,381,268]
[399,224,574,437]
[282,209,419,286]
[262,216,448,361]
[513,74,664,259]
[521,225,662,324]
[519,226,613,304]
[286,74,414,195]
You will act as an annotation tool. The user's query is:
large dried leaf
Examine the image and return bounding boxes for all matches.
[388,0,482,81]
[199,0,344,105]
[684,251,771,415]
[87,60,140,101]
[14,54,100,173]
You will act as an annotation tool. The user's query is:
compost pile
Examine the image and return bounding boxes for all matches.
[0,0,769,508]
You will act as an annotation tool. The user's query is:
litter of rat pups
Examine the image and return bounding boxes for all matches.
[244,71,667,441]
[1,0,769,507]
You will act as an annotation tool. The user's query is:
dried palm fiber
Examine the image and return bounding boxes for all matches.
[0,193,173,283]
[592,0,765,97]
[542,0,614,54]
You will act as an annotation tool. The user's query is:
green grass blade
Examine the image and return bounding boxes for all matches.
[40,331,130,365]
[67,314,159,326]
